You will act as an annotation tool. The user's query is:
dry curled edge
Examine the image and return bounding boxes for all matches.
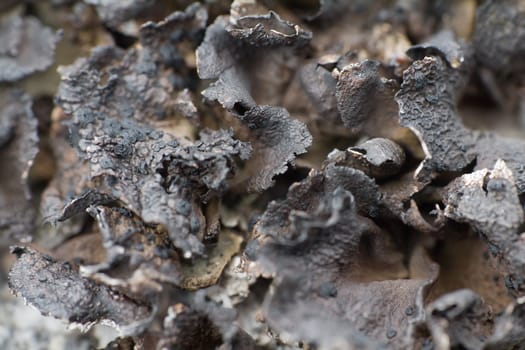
[196,1,312,191]
[80,205,183,294]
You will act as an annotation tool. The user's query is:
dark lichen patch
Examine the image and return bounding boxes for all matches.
[443,160,525,294]
[396,55,477,183]
[336,60,400,135]
[249,154,438,349]
[57,189,116,222]
[473,0,525,75]
[397,37,525,192]
[156,291,250,350]
[197,9,312,192]
[298,61,340,125]
[227,6,312,47]
[80,205,183,295]
[8,246,153,334]
[55,5,251,256]
[406,30,468,69]
[3,0,525,348]
[328,138,406,180]
[39,119,93,246]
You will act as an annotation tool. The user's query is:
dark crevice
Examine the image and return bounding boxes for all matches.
[105,26,137,49]
[232,102,250,116]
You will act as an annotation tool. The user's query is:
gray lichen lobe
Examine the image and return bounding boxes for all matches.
[0,13,60,82]
[396,55,476,182]
[56,5,251,256]
[8,246,153,333]
[197,10,312,192]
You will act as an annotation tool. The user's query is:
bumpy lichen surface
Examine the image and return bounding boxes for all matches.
[1,1,525,349]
